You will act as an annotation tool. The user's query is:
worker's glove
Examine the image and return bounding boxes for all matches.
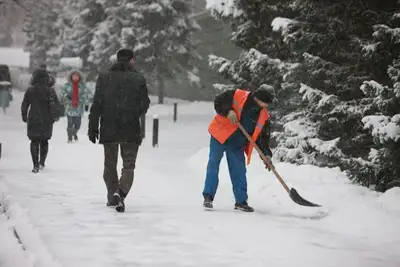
[261,155,274,171]
[227,110,238,124]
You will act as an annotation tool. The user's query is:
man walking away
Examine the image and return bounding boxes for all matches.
[88,48,150,213]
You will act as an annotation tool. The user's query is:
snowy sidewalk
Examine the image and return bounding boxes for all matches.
[1,92,400,267]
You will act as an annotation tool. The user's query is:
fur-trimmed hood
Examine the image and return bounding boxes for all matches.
[67,69,85,83]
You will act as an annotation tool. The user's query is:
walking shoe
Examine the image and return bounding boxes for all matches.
[32,166,39,173]
[203,194,213,209]
[113,192,125,213]
[106,193,119,207]
[39,164,45,170]
[234,202,254,212]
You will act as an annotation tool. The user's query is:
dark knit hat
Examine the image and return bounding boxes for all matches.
[30,68,50,85]
[117,48,134,62]
[253,84,275,103]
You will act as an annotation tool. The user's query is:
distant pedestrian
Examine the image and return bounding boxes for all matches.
[0,64,12,114]
[21,68,61,173]
[60,70,90,142]
[88,48,150,212]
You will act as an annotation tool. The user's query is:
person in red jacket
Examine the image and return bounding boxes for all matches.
[203,85,275,212]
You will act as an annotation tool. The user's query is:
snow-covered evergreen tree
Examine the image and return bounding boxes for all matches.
[23,0,63,70]
[61,0,105,76]
[271,1,400,191]
[207,0,400,191]
[88,0,123,72]
[205,0,305,149]
[117,0,200,103]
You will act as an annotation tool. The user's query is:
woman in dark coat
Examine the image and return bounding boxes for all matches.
[21,68,60,173]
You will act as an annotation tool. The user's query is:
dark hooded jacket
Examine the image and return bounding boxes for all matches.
[21,69,60,140]
[88,61,150,144]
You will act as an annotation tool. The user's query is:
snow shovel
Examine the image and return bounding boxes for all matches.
[237,123,321,207]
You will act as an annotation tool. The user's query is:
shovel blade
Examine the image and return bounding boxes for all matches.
[289,188,321,207]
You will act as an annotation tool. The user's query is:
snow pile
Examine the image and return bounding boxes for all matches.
[377,187,400,215]
[0,202,33,267]
[0,47,30,68]
[147,101,214,117]
[0,183,62,267]
[59,57,83,70]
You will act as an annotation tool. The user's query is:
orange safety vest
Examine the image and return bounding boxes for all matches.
[208,89,270,165]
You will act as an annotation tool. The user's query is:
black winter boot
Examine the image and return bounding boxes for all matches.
[234,202,254,212]
[39,140,48,169]
[114,189,126,212]
[30,141,40,172]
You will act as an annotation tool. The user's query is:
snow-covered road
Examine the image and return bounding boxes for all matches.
[1,91,399,267]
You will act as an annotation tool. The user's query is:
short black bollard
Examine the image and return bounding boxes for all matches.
[0,142,2,159]
[140,114,146,139]
[173,102,177,122]
[152,115,159,147]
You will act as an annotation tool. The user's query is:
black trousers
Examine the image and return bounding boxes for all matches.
[103,143,139,202]
[30,139,49,167]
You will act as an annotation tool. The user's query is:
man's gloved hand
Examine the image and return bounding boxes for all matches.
[261,155,274,171]
[88,132,98,144]
[227,110,238,124]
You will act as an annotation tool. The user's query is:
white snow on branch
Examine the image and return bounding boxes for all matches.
[362,114,400,142]
[245,48,285,70]
[360,80,385,97]
[205,0,243,18]
[208,54,232,73]
[146,3,163,12]
[283,116,318,138]
[271,17,297,32]
[308,137,342,157]
[187,70,201,86]
[299,83,338,109]
[372,24,400,43]
[361,42,380,53]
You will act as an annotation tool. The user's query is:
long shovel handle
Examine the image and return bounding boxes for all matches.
[237,123,290,193]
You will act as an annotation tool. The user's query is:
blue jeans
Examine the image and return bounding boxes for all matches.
[67,116,82,140]
[202,136,248,204]
[67,116,82,131]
